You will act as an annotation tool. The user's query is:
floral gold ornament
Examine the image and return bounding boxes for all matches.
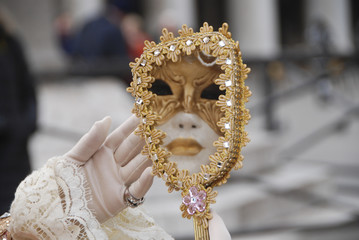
[127,22,251,240]
[182,186,207,215]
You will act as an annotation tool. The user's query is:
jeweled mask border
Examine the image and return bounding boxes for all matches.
[127,22,251,226]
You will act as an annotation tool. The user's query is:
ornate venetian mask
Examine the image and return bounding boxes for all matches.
[127,22,251,239]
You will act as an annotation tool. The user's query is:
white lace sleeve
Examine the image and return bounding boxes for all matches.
[9,157,107,240]
[9,156,173,240]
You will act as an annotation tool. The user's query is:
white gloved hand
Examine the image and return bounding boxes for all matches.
[65,115,153,223]
[209,211,231,240]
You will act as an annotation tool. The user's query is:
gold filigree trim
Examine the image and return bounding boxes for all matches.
[127,22,251,227]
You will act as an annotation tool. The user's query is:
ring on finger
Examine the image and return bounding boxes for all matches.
[124,187,144,208]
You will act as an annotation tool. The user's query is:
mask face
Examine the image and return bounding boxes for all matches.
[150,54,224,173]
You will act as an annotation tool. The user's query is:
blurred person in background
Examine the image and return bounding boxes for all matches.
[70,0,129,61]
[121,13,152,60]
[55,0,140,83]
[0,7,37,214]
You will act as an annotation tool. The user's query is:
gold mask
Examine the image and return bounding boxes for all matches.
[151,53,223,133]
[127,23,251,237]
[149,53,227,174]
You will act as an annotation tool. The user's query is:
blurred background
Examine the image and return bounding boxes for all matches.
[1,0,359,239]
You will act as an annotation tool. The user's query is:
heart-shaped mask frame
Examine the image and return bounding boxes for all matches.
[127,22,251,231]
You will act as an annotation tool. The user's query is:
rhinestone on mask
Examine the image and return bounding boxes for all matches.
[223,141,230,148]
[203,173,210,180]
[203,36,210,43]
[224,122,230,129]
[154,49,160,56]
[137,77,142,84]
[169,45,176,51]
[226,100,232,106]
[219,40,225,47]
[136,98,143,105]
[225,80,232,87]
[186,40,193,46]
[140,60,146,66]
[163,172,168,180]
[226,58,232,65]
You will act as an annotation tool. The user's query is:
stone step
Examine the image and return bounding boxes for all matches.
[334,178,359,194]
[332,193,359,212]
[233,231,298,240]
[257,161,332,195]
[332,164,359,180]
[240,128,281,174]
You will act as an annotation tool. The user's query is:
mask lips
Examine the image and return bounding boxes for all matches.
[166,138,203,156]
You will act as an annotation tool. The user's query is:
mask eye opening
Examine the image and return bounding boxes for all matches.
[200,83,225,100]
[149,79,173,95]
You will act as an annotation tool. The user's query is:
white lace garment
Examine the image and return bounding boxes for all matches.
[9,156,173,240]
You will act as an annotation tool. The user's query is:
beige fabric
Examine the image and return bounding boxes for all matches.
[102,208,173,240]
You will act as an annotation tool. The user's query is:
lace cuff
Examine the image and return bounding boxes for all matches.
[9,156,172,239]
[9,157,107,240]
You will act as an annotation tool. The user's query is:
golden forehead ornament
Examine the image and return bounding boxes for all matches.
[127,22,251,237]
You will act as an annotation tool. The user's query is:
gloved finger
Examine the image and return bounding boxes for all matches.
[115,132,145,165]
[66,116,112,163]
[104,115,139,150]
[128,167,153,199]
[120,154,152,184]
[208,211,231,240]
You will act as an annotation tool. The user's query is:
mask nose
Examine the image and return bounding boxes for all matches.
[182,84,195,113]
[173,113,201,131]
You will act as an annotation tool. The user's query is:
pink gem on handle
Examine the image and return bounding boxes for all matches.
[182,186,207,215]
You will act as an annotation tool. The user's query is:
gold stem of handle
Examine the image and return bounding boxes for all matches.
[193,218,210,240]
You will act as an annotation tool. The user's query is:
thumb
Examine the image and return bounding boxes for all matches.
[66,116,112,163]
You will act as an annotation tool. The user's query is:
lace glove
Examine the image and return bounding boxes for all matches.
[65,115,153,223]
[209,211,231,240]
